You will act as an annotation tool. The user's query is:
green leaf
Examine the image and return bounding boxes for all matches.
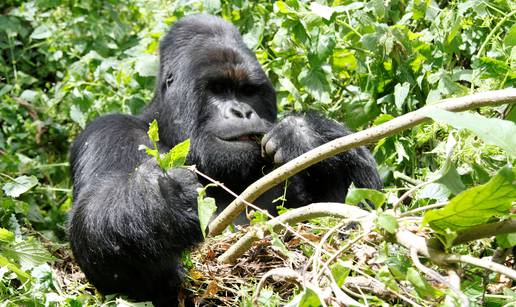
[309,2,334,20]
[197,186,217,238]
[345,187,386,209]
[30,24,52,39]
[11,240,54,271]
[162,139,190,170]
[135,54,158,77]
[2,175,39,198]
[70,105,86,129]
[0,255,31,283]
[148,119,160,143]
[421,109,516,157]
[285,285,322,307]
[0,228,15,243]
[377,213,399,234]
[496,232,516,248]
[394,82,410,110]
[423,167,516,233]
[330,260,350,287]
[406,268,442,298]
[299,68,331,103]
[435,164,465,195]
[504,24,516,49]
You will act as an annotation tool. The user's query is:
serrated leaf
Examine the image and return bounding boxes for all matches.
[2,176,38,198]
[15,240,54,271]
[162,139,190,170]
[197,187,217,238]
[423,167,516,233]
[421,108,516,157]
[346,187,386,209]
[0,255,30,283]
[0,228,14,242]
[148,119,159,142]
[299,68,331,103]
[377,213,399,234]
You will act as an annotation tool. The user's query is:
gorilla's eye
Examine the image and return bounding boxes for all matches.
[209,81,228,95]
[240,84,256,97]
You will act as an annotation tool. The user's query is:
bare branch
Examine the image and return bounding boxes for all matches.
[396,230,516,281]
[208,89,516,236]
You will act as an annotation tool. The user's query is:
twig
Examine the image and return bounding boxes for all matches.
[392,180,433,212]
[410,248,469,306]
[445,254,516,280]
[400,202,448,217]
[396,230,516,281]
[218,203,373,264]
[252,268,303,306]
[208,89,516,236]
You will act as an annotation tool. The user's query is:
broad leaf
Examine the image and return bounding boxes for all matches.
[162,139,190,170]
[423,166,516,233]
[197,186,217,238]
[285,285,322,307]
[2,175,38,198]
[421,108,516,157]
[406,268,442,298]
[377,213,399,234]
[346,187,386,209]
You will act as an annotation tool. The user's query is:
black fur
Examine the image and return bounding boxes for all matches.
[69,14,381,305]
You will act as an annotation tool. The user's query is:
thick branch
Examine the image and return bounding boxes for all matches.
[218,203,373,264]
[208,89,516,236]
[452,219,516,245]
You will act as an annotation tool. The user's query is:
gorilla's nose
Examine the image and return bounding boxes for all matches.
[225,102,256,120]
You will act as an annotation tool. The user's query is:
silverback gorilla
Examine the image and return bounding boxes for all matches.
[69,14,381,305]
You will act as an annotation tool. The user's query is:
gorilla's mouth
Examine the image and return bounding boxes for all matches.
[224,133,263,143]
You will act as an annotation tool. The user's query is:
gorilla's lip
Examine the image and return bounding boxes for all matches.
[220,133,263,143]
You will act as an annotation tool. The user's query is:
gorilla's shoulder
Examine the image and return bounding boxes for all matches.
[85,113,147,132]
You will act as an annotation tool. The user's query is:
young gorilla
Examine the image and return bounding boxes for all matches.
[69,14,381,305]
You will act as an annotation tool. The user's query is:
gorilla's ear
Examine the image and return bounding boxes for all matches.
[165,72,174,89]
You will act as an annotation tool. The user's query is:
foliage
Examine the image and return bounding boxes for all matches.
[0,0,514,306]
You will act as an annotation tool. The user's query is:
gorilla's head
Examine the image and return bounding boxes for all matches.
[145,14,277,185]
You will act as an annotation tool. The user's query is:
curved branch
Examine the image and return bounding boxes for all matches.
[218,203,372,264]
[208,89,516,236]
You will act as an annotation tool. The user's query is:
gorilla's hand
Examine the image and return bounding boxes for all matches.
[158,168,201,212]
[261,115,322,165]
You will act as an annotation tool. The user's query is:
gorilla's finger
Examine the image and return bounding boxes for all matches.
[264,138,278,157]
[273,150,285,165]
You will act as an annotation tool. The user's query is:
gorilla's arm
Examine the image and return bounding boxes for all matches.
[262,113,382,206]
[69,114,201,299]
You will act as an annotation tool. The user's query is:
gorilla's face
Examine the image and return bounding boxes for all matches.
[189,48,277,182]
[154,16,277,184]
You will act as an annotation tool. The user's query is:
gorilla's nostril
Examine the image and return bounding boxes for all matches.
[230,108,244,118]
